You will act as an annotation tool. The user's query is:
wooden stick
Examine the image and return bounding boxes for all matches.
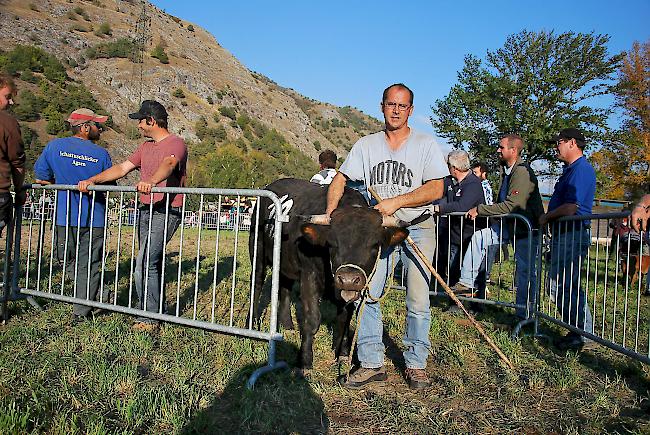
[369,188,515,370]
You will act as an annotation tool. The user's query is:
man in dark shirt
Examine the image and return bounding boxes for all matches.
[0,75,26,235]
[433,150,485,287]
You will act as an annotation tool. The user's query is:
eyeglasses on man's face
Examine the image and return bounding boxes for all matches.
[382,101,411,112]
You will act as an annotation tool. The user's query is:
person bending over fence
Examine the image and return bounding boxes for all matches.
[78,100,188,331]
[431,150,486,291]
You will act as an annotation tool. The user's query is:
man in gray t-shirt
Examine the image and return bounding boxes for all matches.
[326,83,448,390]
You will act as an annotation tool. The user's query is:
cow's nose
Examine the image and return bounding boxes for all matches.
[335,266,366,292]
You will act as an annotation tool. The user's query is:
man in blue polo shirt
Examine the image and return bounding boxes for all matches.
[34,108,112,322]
[539,128,596,350]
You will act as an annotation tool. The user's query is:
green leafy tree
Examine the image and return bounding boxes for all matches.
[431,31,622,171]
[94,22,112,37]
[86,38,136,60]
[236,114,251,129]
[218,106,237,121]
[212,125,227,142]
[172,88,185,98]
[150,44,169,64]
[194,116,208,140]
[43,105,66,135]
[591,39,650,199]
[13,90,45,121]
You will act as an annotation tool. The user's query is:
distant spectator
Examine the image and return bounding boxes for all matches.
[310,149,337,185]
[632,194,650,233]
[0,75,26,236]
[539,128,596,350]
[471,162,493,205]
[472,161,500,282]
[432,150,486,287]
[34,108,112,323]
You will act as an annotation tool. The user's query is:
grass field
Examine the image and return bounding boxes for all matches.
[1,223,650,434]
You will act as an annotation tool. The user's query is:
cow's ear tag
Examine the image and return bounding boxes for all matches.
[383,227,409,247]
[301,223,328,246]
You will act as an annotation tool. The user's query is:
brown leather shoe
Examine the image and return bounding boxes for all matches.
[343,366,387,388]
[405,368,431,389]
[451,282,476,297]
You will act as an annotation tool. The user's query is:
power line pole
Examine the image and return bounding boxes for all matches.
[132,0,151,107]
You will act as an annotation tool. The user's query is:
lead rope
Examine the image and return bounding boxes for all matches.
[343,248,399,382]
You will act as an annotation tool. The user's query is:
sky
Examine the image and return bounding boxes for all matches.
[150,0,648,168]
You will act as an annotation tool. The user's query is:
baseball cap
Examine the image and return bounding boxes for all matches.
[67,108,108,127]
[551,128,586,143]
[128,100,168,121]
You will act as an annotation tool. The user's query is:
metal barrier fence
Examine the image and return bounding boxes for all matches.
[22,201,254,232]
[9,189,650,375]
[392,209,650,365]
[12,184,287,388]
[391,212,538,335]
[537,212,650,364]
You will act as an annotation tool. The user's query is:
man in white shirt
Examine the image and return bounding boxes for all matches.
[310,150,337,185]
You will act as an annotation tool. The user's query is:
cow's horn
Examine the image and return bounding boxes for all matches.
[382,215,407,227]
[308,214,331,225]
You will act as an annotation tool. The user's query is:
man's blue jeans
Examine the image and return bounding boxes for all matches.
[457,224,539,318]
[549,227,593,335]
[356,219,436,370]
[134,204,182,317]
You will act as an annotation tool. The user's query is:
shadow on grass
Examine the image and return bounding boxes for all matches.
[180,343,329,434]
[102,254,235,316]
[166,255,234,316]
[521,322,650,431]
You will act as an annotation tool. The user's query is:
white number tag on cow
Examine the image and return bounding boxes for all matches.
[265,194,294,235]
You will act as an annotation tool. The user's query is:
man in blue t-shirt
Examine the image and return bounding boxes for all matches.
[34,108,112,322]
[539,128,596,350]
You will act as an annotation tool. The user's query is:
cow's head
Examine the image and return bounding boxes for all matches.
[300,206,409,303]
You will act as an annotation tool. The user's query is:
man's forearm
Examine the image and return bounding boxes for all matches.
[326,173,346,215]
[545,203,578,221]
[90,164,129,184]
[393,179,444,208]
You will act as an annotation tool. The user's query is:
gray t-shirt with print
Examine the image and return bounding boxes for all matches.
[339,129,449,222]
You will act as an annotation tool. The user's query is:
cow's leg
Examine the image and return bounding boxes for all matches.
[332,301,355,360]
[298,272,322,369]
[278,276,294,330]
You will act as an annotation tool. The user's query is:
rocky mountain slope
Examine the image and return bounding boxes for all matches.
[0,0,382,167]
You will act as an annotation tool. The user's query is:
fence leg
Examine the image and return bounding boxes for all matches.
[512,316,535,339]
[247,338,288,390]
[1,214,11,324]
[4,203,43,322]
